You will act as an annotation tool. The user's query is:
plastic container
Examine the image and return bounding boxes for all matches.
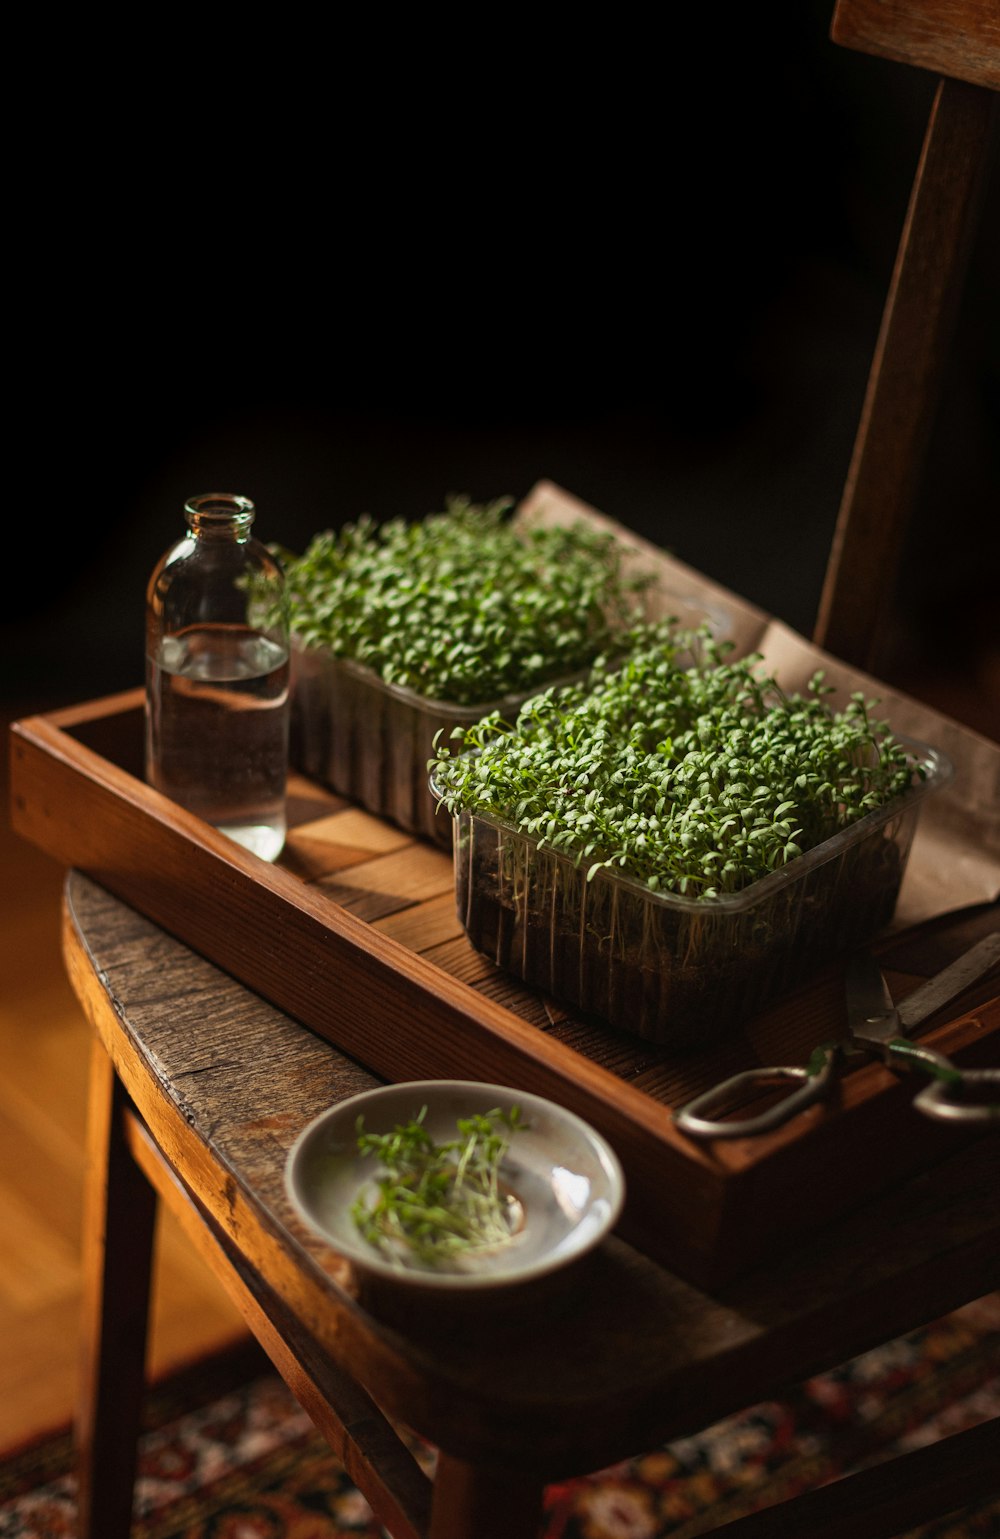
[434,740,952,1047]
[290,647,589,847]
[290,585,730,848]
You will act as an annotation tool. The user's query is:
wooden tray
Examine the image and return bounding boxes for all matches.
[9,689,1000,1287]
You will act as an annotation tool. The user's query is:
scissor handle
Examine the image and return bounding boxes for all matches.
[913,1069,1000,1123]
[879,1037,1000,1124]
[673,1045,838,1141]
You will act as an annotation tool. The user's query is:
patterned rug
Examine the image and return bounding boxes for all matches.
[2,1296,998,1539]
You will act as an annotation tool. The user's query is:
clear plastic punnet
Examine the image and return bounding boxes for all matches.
[290,585,730,848]
[290,649,586,847]
[434,739,953,1047]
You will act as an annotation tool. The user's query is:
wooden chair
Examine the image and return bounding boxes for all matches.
[813,0,999,673]
[62,871,1000,1539]
[42,7,1000,1539]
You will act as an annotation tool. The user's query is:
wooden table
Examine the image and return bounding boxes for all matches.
[63,869,1000,1539]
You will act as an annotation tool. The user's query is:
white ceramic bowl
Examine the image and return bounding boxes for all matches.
[284,1080,625,1292]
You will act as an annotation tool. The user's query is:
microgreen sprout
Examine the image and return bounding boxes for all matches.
[351,1104,525,1268]
[279,496,652,705]
[431,621,921,901]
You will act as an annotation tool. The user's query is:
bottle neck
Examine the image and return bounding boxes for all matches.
[184,492,255,542]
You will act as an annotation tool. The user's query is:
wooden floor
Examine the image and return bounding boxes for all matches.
[2,638,997,1456]
[0,707,246,1452]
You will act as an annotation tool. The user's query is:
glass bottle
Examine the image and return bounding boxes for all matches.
[145,492,290,861]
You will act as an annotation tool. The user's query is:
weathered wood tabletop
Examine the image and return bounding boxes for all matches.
[62,868,1000,1488]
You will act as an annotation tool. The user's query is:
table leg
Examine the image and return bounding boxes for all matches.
[429,1450,546,1539]
[75,1039,157,1539]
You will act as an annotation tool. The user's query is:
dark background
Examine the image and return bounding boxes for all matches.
[7,5,998,733]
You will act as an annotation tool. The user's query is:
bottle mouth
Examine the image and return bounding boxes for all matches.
[184,492,255,529]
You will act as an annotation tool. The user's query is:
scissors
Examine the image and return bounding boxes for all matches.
[674,933,1000,1141]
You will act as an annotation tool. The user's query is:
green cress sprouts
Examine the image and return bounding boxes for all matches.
[430,624,920,901]
[279,496,651,705]
[351,1105,525,1267]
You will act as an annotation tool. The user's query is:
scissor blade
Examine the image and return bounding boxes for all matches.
[845,952,899,1048]
[896,932,1000,1035]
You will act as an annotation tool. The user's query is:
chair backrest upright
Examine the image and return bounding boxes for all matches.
[813,0,998,673]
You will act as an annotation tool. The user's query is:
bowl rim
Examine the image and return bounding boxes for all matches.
[284,1079,626,1291]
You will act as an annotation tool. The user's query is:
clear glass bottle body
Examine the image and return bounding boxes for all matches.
[145,493,290,861]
